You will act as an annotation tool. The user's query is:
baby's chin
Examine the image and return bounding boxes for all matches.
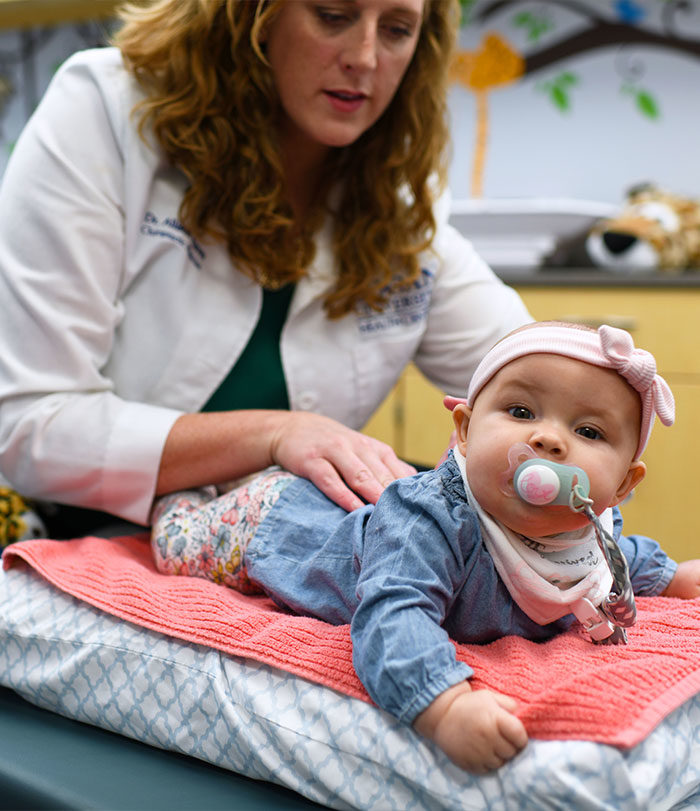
[500,503,590,538]
[473,484,600,538]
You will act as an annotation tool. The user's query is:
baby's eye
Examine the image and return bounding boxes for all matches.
[508,406,533,420]
[576,426,602,441]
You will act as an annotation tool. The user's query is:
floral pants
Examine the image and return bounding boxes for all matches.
[151,468,296,594]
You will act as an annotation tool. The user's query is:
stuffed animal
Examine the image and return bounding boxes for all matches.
[586,184,700,272]
[0,477,46,547]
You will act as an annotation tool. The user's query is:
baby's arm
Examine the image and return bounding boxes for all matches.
[663,559,700,598]
[414,681,528,773]
[354,473,528,772]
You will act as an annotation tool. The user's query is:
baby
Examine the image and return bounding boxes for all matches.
[152,322,700,773]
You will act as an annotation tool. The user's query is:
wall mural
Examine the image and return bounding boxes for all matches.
[0,4,699,204]
[453,0,700,196]
[0,20,114,175]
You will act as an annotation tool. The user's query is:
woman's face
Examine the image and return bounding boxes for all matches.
[264,0,424,156]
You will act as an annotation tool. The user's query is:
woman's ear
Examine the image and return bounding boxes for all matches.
[452,404,472,456]
[612,460,646,506]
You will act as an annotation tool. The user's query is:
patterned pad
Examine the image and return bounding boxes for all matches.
[2,561,700,808]
[5,535,700,748]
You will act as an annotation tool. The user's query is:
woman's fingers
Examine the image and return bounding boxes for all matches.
[302,456,366,512]
[312,445,416,509]
[340,441,415,500]
[271,413,416,509]
[443,395,467,412]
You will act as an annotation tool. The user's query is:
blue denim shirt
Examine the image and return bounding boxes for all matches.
[245,454,676,724]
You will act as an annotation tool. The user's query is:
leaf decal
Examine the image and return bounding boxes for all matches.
[636,90,660,119]
[538,72,580,113]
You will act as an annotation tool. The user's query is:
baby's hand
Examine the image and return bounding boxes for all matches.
[663,559,700,599]
[414,681,528,773]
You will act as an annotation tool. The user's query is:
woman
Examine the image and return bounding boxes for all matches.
[0,0,530,530]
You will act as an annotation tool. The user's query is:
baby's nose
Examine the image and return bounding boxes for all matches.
[529,427,564,456]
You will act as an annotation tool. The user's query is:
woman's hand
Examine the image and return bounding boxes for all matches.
[157,410,415,512]
[270,411,416,511]
[414,681,528,774]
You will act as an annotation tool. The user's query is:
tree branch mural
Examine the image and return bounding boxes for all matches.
[453,0,700,196]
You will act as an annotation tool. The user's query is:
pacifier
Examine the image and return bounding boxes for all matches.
[500,442,591,511]
[514,458,590,510]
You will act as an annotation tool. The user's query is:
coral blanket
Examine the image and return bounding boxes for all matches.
[5,534,700,748]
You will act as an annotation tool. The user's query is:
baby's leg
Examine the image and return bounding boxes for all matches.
[151,469,295,593]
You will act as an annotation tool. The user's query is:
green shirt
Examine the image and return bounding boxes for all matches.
[201,285,294,412]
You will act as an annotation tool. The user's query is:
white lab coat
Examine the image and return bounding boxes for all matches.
[0,48,530,524]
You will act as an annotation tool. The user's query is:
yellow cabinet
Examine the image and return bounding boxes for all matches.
[364,281,700,563]
[0,0,118,28]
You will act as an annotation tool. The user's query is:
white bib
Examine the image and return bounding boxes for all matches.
[453,448,613,626]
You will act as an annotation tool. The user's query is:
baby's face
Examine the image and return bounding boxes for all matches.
[462,354,643,537]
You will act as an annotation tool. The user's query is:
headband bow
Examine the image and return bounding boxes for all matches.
[598,325,675,431]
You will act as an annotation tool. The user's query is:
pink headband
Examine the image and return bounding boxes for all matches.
[466,324,675,460]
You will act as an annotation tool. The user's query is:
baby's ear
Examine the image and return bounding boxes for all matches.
[452,404,472,455]
[612,460,646,506]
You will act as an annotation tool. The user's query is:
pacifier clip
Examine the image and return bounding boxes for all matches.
[514,458,636,644]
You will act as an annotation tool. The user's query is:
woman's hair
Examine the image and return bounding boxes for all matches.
[114,0,459,317]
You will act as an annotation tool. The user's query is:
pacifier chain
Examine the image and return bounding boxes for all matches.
[513,458,636,645]
[574,501,636,643]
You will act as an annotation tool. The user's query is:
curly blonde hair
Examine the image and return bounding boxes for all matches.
[114,0,459,317]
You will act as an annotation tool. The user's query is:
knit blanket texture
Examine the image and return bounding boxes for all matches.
[4,534,700,748]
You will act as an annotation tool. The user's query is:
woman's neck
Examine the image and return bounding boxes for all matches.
[279,128,332,220]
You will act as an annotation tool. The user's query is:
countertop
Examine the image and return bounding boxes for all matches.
[498,267,700,287]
